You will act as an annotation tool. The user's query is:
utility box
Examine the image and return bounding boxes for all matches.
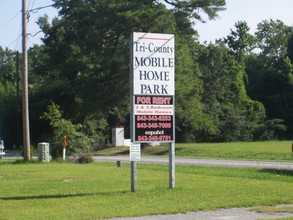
[112,127,124,147]
[0,140,5,159]
[38,142,50,162]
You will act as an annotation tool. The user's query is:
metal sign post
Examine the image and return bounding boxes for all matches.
[131,161,137,192]
[169,142,175,189]
[130,142,141,192]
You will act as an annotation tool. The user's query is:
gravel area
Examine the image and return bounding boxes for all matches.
[108,205,293,220]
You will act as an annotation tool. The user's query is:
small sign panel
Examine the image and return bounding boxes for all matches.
[130,32,175,143]
[130,143,141,161]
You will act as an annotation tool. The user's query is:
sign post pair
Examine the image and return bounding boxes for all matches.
[130,32,175,192]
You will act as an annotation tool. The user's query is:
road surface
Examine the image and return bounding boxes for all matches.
[3,151,293,170]
[93,155,293,170]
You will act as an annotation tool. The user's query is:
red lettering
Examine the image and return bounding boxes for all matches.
[136,97,151,104]
[152,97,171,105]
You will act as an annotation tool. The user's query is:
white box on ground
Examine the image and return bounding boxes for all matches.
[130,143,141,162]
[38,142,50,162]
[112,127,125,147]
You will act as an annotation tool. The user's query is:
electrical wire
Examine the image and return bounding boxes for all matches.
[0,11,21,32]
[1,3,55,50]
[0,9,22,50]
[13,25,23,51]
[29,4,55,14]
[28,0,36,11]
[26,3,56,45]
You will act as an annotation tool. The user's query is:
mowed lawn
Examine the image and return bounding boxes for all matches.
[137,141,293,161]
[0,160,293,220]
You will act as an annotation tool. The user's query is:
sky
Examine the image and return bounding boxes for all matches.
[0,0,293,51]
[196,0,293,44]
[0,0,56,51]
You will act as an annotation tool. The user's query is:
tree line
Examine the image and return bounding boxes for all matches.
[0,0,293,154]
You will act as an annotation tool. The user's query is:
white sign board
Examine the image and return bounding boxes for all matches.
[130,143,141,161]
[132,32,175,95]
[130,32,175,143]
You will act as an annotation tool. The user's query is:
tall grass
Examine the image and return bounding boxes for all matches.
[0,160,292,219]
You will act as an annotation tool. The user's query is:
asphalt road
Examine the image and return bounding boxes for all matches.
[3,151,293,170]
[93,155,293,170]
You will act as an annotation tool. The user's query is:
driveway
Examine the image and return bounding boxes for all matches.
[108,205,293,220]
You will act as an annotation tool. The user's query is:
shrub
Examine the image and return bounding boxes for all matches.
[41,103,110,159]
[76,154,94,164]
[41,102,88,157]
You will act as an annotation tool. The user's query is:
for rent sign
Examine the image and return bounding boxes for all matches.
[130,32,175,143]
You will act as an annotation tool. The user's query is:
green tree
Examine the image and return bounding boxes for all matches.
[174,35,217,142]
[0,82,17,146]
[32,0,226,143]
[225,21,256,62]
[287,32,293,63]
[0,47,19,147]
[38,0,176,119]
[163,0,226,21]
[256,19,293,59]
[199,43,265,141]
[246,20,293,138]
[0,47,17,84]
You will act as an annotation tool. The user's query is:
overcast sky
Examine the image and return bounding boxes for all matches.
[1,0,293,51]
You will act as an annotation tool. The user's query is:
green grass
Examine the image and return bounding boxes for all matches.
[174,141,293,161]
[0,160,293,219]
[98,141,293,161]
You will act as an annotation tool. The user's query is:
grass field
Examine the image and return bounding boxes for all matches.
[98,141,293,161]
[0,159,293,219]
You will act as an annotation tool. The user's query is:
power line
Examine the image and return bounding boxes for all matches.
[0,7,22,50]
[26,4,56,46]
[2,3,55,50]
[0,11,21,32]
[7,33,22,50]
[13,26,23,51]
[29,4,55,14]
[28,31,42,37]
[28,0,36,11]
[1,9,22,50]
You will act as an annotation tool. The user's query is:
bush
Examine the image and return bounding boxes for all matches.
[41,102,110,159]
[41,102,87,157]
[76,154,94,164]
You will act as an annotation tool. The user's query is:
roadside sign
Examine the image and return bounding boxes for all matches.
[130,32,175,143]
[129,32,176,192]
[130,143,141,162]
